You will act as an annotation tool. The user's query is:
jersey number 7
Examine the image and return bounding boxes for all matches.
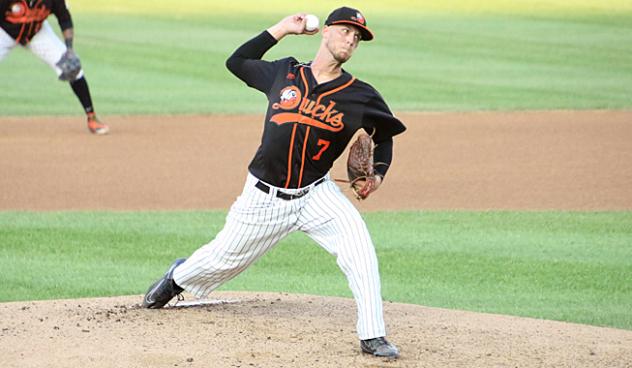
[312,139,330,161]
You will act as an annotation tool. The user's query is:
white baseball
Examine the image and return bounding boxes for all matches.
[305,14,319,32]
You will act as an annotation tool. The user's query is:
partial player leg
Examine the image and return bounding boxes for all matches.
[0,27,17,61]
[172,174,298,298]
[27,21,71,77]
[299,179,399,357]
[299,179,385,338]
[27,21,108,134]
[70,77,109,135]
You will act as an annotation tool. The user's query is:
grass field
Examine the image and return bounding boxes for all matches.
[1,1,632,332]
[1,211,631,330]
[1,1,631,114]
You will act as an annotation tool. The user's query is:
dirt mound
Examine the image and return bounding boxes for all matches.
[1,292,631,368]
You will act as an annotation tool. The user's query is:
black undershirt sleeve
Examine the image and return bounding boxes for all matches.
[225,31,280,93]
[363,93,404,180]
[53,0,73,31]
[373,138,393,178]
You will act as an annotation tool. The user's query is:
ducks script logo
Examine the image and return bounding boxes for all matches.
[270,86,347,132]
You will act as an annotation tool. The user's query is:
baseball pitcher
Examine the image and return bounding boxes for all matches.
[143,7,406,359]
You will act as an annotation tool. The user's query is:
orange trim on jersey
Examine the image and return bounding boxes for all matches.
[9,0,49,44]
[297,126,311,188]
[15,24,26,44]
[270,112,344,132]
[284,123,298,188]
[7,8,50,24]
[26,21,34,41]
[279,66,311,189]
[316,77,356,106]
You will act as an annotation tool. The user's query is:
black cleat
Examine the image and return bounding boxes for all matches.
[360,337,400,358]
[142,258,186,309]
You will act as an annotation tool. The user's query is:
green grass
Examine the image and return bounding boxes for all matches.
[1,211,631,330]
[71,0,632,17]
[1,2,631,115]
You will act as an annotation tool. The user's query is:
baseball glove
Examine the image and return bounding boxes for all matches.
[56,50,82,81]
[344,133,377,200]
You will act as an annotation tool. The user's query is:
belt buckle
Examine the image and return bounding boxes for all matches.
[290,188,308,200]
[275,178,325,200]
[278,187,309,200]
[293,178,324,198]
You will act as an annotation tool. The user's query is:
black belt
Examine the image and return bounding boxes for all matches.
[255,178,325,200]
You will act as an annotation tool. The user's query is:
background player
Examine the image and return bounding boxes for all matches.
[0,0,109,134]
[143,7,405,358]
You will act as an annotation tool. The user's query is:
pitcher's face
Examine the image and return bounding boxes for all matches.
[323,24,361,63]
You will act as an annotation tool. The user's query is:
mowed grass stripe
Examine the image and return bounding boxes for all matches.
[71,0,632,17]
[1,10,631,115]
[1,211,630,330]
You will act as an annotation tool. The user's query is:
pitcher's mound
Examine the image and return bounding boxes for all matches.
[1,291,631,367]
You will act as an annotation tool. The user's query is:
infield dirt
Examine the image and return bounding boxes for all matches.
[1,111,631,367]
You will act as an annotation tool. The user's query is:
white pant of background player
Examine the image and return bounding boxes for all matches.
[174,173,387,339]
[0,20,84,79]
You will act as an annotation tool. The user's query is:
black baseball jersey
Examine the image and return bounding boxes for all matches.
[227,31,406,189]
[0,0,72,45]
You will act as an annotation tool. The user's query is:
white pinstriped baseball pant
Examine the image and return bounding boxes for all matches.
[173,172,387,340]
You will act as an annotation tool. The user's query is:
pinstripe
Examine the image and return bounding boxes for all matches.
[307,184,370,332]
[175,180,263,295]
[212,192,292,291]
[299,180,385,339]
[184,187,270,294]
[174,175,299,298]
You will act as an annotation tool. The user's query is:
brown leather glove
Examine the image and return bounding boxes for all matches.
[345,133,377,200]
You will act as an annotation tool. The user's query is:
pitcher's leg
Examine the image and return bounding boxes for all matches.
[173,175,297,298]
[300,181,386,339]
[173,215,288,298]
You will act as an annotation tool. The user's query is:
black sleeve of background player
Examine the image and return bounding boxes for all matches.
[53,0,73,31]
[226,31,280,93]
[373,139,393,178]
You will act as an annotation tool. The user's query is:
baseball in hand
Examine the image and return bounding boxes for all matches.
[304,14,319,32]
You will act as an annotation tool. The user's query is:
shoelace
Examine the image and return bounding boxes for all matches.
[173,293,185,306]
